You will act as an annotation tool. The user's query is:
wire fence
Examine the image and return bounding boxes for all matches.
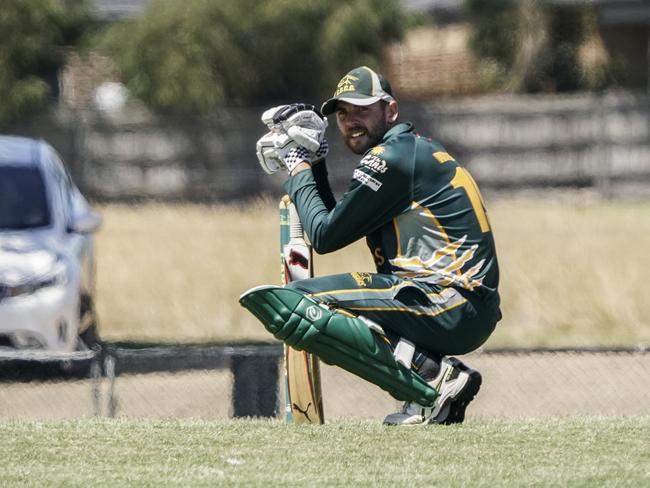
[0,345,648,421]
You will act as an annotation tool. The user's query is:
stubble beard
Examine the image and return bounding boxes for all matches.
[344,117,391,155]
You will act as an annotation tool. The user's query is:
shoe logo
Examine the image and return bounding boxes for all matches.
[306,306,322,321]
[432,366,454,390]
[445,367,454,381]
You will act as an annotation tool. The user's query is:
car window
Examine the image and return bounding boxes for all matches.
[0,166,51,229]
[47,151,75,223]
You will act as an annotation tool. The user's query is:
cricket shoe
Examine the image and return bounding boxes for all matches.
[383,357,482,426]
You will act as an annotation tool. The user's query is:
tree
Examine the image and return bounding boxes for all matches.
[0,0,89,123]
[96,0,403,114]
[465,0,602,93]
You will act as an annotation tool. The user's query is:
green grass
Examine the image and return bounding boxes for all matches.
[1,417,648,487]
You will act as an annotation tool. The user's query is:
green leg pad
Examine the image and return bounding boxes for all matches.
[239,285,438,406]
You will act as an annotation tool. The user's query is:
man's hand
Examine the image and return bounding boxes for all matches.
[256,103,329,175]
[284,146,313,174]
[256,131,314,175]
[260,103,327,153]
[261,103,317,128]
[313,139,329,163]
[256,131,288,174]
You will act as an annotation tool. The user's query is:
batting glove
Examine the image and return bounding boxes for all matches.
[313,139,329,163]
[256,131,313,175]
[284,146,313,174]
[260,103,327,153]
[262,103,317,129]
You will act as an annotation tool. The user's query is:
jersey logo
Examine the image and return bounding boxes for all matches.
[370,145,386,156]
[353,169,382,191]
[433,151,455,163]
[360,154,388,173]
[390,235,486,291]
[350,272,372,287]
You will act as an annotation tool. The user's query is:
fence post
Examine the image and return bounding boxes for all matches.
[231,350,280,418]
[595,93,612,199]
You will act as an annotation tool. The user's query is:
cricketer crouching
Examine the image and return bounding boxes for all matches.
[244,70,499,425]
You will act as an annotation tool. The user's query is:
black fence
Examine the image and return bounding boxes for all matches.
[1,343,649,420]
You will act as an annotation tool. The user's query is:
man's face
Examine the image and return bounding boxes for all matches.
[335,101,396,155]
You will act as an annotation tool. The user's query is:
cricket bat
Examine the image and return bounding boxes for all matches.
[280,195,325,424]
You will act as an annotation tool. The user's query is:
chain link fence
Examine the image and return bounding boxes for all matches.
[1,345,649,421]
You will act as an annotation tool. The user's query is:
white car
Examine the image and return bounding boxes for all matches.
[0,135,102,352]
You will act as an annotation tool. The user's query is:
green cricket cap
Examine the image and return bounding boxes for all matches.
[321,66,394,116]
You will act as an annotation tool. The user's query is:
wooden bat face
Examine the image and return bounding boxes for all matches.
[280,197,324,424]
[285,347,324,424]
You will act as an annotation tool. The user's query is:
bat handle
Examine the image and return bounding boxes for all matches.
[288,202,304,239]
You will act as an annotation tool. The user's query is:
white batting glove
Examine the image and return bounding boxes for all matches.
[313,139,329,163]
[260,103,327,153]
[256,131,285,174]
[284,111,326,153]
[261,103,315,130]
[261,104,294,130]
[284,146,312,174]
[256,131,314,175]
[255,131,294,174]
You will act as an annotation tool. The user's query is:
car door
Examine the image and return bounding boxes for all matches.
[45,149,94,295]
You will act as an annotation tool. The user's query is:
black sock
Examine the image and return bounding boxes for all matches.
[413,351,442,381]
[384,331,442,381]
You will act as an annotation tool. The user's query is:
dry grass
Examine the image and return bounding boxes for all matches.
[489,197,650,347]
[94,197,650,347]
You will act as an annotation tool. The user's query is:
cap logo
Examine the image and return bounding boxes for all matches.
[334,74,359,97]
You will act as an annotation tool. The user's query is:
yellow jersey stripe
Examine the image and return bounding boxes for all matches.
[310,285,402,297]
[347,298,467,317]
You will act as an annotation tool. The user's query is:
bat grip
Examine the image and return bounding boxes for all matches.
[288,202,304,239]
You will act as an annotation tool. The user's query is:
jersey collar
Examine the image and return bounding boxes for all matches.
[382,122,413,142]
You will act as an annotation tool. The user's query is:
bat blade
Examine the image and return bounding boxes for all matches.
[280,196,324,425]
[285,347,324,424]
[283,241,312,282]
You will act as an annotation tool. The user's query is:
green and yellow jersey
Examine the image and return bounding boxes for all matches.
[284,122,500,317]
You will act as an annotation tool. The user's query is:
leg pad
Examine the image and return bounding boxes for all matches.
[240,285,438,406]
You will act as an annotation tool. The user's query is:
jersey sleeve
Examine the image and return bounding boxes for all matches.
[311,160,336,211]
[284,144,412,254]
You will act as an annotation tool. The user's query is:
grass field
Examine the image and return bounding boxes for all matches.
[1,417,648,487]
[94,197,650,347]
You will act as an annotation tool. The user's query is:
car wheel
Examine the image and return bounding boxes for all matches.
[77,295,101,351]
[60,296,102,378]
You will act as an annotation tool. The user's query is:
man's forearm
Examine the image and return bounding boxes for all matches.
[290,160,337,211]
[289,161,312,176]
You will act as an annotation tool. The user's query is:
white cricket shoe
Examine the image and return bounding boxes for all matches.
[383,357,482,426]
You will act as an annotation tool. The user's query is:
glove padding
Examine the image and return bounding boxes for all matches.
[256,133,328,175]
[261,104,327,153]
[261,103,317,128]
[313,139,328,162]
[256,103,329,174]
[284,146,313,174]
[256,131,300,175]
